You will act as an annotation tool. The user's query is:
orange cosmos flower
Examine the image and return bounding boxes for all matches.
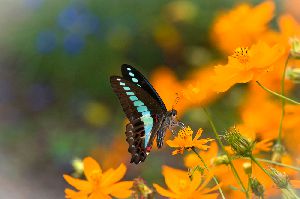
[239,90,281,140]
[211,1,275,54]
[63,157,133,199]
[234,124,273,154]
[153,166,219,199]
[213,41,285,92]
[291,180,300,189]
[184,141,218,169]
[166,127,214,155]
[150,66,188,115]
[182,66,218,107]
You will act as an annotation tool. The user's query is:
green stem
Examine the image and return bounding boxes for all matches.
[277,55,290,144]
[250,155,271,178]
[256,81,300,105]
[191,147,226,199]
[251,155,300,198]
[202,108,249,199]
[243,157,300,172]
[284,185,300,199]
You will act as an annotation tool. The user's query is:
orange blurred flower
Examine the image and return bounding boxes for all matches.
[63,157,133,199]
[166,127,213,155]
[278,14,300,44]
[235,124,273,154]
[150,66,219,116]
[239,93,281,140]
[182,67,218,107]
[291,180,300,189]
[184,142,218,168]
[282,105,300,156]
[91,135,129,170]
[253,139,273,154]
[211,1,275,54]
[150,66,187,114]
[213,42,285,92]
[153,166,219,199]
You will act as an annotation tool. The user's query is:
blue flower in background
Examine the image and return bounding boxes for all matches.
[36,31,56,54]
[64,34,85,55]
[58,4,100,36]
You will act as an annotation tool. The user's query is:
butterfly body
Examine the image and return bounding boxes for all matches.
[110,64,183,164]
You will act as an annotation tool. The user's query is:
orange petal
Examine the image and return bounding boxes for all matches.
[106,181,133,198]
[153,183,177,198]
[83,157,102,182]
[197,172,214,191]
[188,171,202,193]
[291,180,300,189]
[101,163,127,187]
[184,153,200,168]
[172,148,184,155]
[166,139,180,147]
[88,190,111,199]
[194,128,203,140]
[162,166,189,194]
[63,175,92,192]
[191,193,219,199]
[201,141,218,163]
[65,189,88,199]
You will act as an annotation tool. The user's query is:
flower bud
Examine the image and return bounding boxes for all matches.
[132,177,154,199]
[250,177,264,197]
[290,37,300,58]
[212,154,229,166]
[243,162,252,175]
[271,143,285,163]
[268,168,289,189]
[224,127,254,157]
[71,158,84,177]
[286,67,300,84]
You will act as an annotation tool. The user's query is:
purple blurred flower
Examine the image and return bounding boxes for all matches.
[27,84,53,111]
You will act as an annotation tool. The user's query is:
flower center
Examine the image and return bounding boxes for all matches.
[90,170,102,186]
[178,127,193,139]
[232,47,249,64]
[179,179,188,191]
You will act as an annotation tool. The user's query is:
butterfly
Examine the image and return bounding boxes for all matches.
[110,64,184,164]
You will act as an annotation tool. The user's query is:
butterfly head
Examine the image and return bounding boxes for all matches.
[166,108,185,130]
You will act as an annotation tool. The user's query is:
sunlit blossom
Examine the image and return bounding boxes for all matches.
[211,1,275,54]
[166,127,213,155]
[63,157,133,199]
[213,42,285,92]
[153,166,219,199]
[184,142,218,168]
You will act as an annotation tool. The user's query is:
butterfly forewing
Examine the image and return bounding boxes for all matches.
[121,64,167,112]
[110,65,170,164]
[110,76,164,147]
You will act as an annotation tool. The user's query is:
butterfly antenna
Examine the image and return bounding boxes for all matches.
[171,93,180,110]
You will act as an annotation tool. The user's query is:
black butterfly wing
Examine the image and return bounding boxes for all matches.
[110,76,165,163]
[121,64,167,112]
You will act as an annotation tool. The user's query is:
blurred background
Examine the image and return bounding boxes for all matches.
[0,0,299,198]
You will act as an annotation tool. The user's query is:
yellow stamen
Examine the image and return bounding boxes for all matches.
[232,47,249,64]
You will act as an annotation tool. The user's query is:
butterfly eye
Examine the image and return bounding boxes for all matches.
[172,110,177,117]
